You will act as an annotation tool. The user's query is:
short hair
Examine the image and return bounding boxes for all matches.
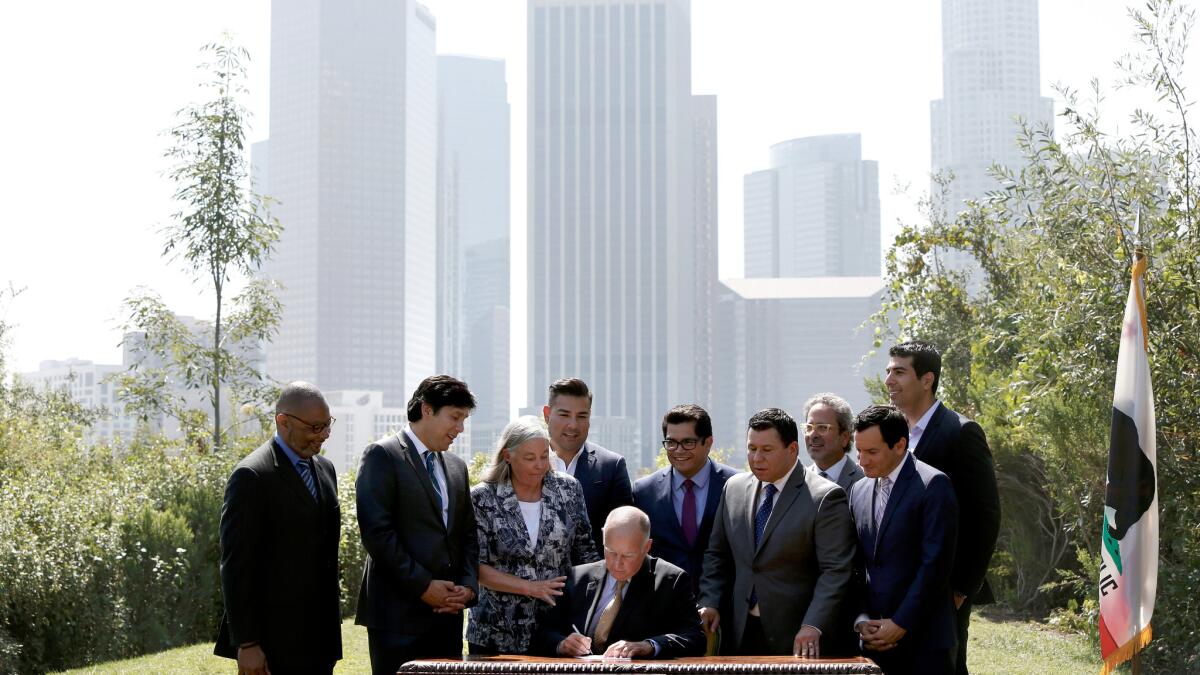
[853,405,910,449]
[802,392,854,452]
[406,375,477,422]
[275,381,326,415]
[547,377,593,406]
[603,506,651,541]
[482,416,551,484]
[747,408,799,447]
[661,404,713,440]
[889,340,942,395]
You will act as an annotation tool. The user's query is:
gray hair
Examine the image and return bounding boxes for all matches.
[602,506,651,541]
[802,392,854,451]
[276,381,327,415]
[482,416,551,484]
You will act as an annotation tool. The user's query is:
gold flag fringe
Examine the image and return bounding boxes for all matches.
[1099,623,1153,675]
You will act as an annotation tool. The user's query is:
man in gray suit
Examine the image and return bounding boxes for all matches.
[803,393,865,493]
[355,375,480,675]
[698,408,856,658]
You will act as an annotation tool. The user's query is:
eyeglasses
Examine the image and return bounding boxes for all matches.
[662,438,701,451]
[803,423,836,434]
[283,412,336,434]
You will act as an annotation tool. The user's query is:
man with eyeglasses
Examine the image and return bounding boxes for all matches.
[535,506,706,659]
[214,381,343,675]
[803,393,866,494]
[633,404,740,593]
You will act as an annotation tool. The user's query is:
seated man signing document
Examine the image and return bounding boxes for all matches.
[535,506,706,659]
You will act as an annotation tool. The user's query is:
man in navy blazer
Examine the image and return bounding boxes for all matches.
[886,341,1000,674]
[543,378,634,551]
[633,404,740,593]
[850,405,959,675]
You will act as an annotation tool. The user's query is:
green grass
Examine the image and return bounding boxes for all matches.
[57,612,1099,674]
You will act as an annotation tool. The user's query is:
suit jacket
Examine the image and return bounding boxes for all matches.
[571,442,634,551]
[466,471,600,653]
[534,557,706,659]
[913,403,1001,604]
[850,454,959,652]
[832,455,866,494]
[214,440,342,668]
[355,431,480,633]
[632,461,741,587]
[698,463,856,655]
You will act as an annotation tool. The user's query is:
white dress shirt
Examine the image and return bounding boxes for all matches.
[907,400,941,452]
[551,447,583,476]
[406,426,449,526]
[816,454,849,485]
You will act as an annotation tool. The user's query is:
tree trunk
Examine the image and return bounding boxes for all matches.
[213,286,222,453]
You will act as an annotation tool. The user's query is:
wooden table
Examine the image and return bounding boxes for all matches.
[399,655,882,674]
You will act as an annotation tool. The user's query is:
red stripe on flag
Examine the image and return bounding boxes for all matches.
[1099,614,1117,657]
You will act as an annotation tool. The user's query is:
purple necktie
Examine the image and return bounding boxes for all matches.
[682,479,698,546]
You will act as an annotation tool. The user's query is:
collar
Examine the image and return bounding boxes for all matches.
[912,400,941,434]
[881,452,909,486]
[671,459,712,491]
[404,425,434,459]
[274,434,305,469]
[817,454,849,483]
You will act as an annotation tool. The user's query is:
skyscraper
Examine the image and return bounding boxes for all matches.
[691,94,718,411]
[931,0,1054,210]
[527,0,696,470]
[437,54,511,455]
[743,134,880,278]
[263,0,438,405]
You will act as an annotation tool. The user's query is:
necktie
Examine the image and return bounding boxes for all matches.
[592,579,627,652]
[425,451,445,512]
[874,477,892,533]
[681,479,698,546]
[819,470,830,480]
[748,483,778,609]
[296,459,318,501]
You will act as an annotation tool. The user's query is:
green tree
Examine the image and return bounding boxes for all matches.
[118,38,281,452]
[870,1,1200,669]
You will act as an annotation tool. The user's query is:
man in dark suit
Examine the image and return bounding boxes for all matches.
[214,382,342,675]
[885,341,1001,675]
[850,405,959,675]
[536,506,706,659]
[803,393,866,494]
[543,377,633,551]
[633,404,740,592]
[698,408,856,658]
[355,375,480,675]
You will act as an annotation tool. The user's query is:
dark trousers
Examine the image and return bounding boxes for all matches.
[738,614,772,655]
[955,596,974,675]
[368,614,463,675]
[867,644,955,675]
[267,665,335,675]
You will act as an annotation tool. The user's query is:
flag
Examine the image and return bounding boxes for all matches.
[1098,252,1158,675]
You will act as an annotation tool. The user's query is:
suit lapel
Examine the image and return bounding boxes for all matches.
[914,404,949,459]
[702,464,727,529]
[443,453,462,529]
[656,470,686,547]
[272,440,320,509]
[609,560,651,639]
[756,463,805,554]
[574,444,596,483]
[741,476,759,553]
[875,455,916,546]
[582,565,607,636]
[401,431,447,528]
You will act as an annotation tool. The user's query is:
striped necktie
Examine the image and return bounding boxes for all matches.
[425,451,445,510]
[874,477,892,532]
[296,459,318,501]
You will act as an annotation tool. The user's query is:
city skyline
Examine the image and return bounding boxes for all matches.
[2,1,1173,427]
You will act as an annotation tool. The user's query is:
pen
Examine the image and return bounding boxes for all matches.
[572,623,584,635]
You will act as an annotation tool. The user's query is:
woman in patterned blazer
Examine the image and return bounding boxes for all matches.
[467,416,601,655]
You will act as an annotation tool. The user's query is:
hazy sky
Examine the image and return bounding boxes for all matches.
[1,1,1187,412]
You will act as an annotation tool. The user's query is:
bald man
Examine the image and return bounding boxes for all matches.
[535,506,705,659]
[214,382,343,675]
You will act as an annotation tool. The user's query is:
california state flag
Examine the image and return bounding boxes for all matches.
[1098,253,1158,675]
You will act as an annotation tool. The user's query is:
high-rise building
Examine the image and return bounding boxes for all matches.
[711,277,889,453]
[263,0,439,406]
[437,54,511,455]
[527,0,696,471]
[932,0,1054,210]
[691,94,719,412]
[743,134,880,278]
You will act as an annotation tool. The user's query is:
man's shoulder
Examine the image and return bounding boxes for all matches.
[711,461,742,479]
[586,442,625,464]
[633,467,670,493]
[647,554,687,580]
[235,439,278,472]
[724,470,756,490]
[570,559,607,583]
[910,456,951,488]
